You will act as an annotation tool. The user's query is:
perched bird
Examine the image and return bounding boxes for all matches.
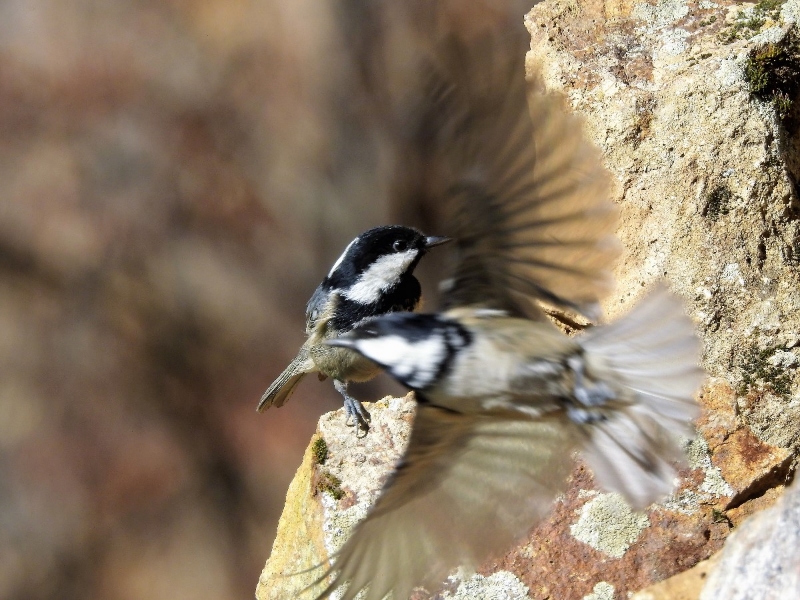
[257,225,450,431]
[305,30,704,600]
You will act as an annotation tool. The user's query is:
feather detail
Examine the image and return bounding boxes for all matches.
[390,33,618,320]
[579,285,705,509]
[257,348,316,411]
[313,406,578,600]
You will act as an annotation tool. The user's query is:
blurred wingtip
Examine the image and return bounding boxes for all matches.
[580,283,706,508]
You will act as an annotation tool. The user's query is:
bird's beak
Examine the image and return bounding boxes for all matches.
[424,235,452,249]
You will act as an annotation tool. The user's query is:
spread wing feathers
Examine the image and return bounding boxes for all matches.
[315,405,579,600]
[405,34,617,320]
[256,349,316,411]
[336,0,534,125]
[579,285,705,509]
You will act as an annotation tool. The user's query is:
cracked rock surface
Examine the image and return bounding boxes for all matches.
[257,395,533,600]
[699,476,800,599]
[260,1,800,598]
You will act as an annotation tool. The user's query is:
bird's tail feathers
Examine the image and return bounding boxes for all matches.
[257,349,315,412]
[580,284,705,509]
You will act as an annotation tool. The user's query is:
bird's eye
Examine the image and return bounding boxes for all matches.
[393,240,407,252]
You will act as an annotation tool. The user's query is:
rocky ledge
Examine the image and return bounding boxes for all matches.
[260,0,800,598]
[259,395,798,599]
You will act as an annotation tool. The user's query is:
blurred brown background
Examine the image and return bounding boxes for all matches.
[0,1,421,598]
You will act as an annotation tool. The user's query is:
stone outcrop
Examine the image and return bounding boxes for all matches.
[257,396,416,599]
[700,476,800,599]
[258,396,566,599]
[528,0,800,457]
[260,1,800,598]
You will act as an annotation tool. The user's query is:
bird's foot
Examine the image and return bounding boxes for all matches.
[343,396,371,437]
[334,379,371,436]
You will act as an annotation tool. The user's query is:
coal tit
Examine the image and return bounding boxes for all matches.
[256,225,449,432]
[325,287,703,599]
[308,34,704,600]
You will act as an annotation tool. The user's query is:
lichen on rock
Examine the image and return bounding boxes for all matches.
[582,581,616,600]
[260,1,800,597]
[569,492,650,559]
[521,0,800,595]
[439,571,532,600]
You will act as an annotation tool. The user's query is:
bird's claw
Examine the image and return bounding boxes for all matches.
[344,396,371,436]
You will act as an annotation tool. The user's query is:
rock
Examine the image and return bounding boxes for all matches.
[726,484,784,527]
[694,371,792,511]
[261,410,730,600]
[259,397,786,599]
[258,396,545,599]
[257,395,416,599]
[437,571,533,600]
[710,427,792,508]
[695,379,738,452]
[526,0,800,456]
[256,433,328,600]
[569,492,651,559]
[483,463,727,599]
[515,0,800,593]
[700,479,800,599]
[631,553,721,600]
[261,1,800,597]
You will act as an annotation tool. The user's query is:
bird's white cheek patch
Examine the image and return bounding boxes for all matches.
[355,336,413,369]
[355,334,446,389]
[343,250,419,304]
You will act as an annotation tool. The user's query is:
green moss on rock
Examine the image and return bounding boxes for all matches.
[311,436,328,465]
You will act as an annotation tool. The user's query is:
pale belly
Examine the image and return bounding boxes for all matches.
[309,344,381,382]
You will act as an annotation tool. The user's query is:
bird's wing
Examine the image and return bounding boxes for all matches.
[577,285,705,509]
[305,290,343,341]
[394,34,618,320]
[336,0,536,128]
[315,405,578,600]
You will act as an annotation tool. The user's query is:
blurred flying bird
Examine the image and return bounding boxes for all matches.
[326,286,702,599]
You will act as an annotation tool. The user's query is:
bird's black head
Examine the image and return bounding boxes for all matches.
[326,226,450,304]
[327,312,471,391]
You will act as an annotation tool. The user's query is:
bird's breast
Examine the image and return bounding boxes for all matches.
[308,344,382,382]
